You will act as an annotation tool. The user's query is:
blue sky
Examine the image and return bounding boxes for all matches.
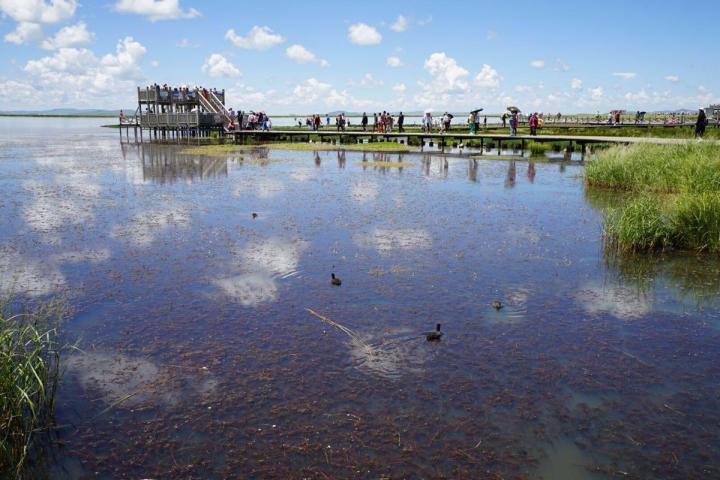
[0,0,717,113]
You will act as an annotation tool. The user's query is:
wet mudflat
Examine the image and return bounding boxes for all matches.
[1,118,719,479]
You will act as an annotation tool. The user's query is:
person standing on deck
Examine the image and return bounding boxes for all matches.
[361,112,368,131]
[326,115,330,126]
[468,111,477,134]
[398,112,404,132]
[483,116,487,129]
[118,110,125,124]
[501,112,507,128]
[695,108,708,139]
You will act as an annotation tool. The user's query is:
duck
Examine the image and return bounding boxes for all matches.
[492,300,503,310]
[331,273,342,286]
[425,323,443,341]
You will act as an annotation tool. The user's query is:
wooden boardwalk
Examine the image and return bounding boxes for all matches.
[229,129,704,147]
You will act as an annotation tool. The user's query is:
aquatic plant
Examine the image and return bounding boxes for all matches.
[587,144,720,253]
[0,300,64,477]
[585,143,720,193]
[529,142,551,155]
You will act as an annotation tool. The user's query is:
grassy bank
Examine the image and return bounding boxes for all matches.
[180,141,412,156]
[586,143,720,253]
[1,300,64,477]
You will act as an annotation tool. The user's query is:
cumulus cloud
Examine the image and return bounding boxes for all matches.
[18,36,147,108]
[348,22,382,45]
[664,75,679,82]
[390,15,408,32]
[386,56,402,67]
[423,52,469,92]
[357,73,383,87]
[202,53,240,77]
[392,83,406,94]
[4,21,44,44]
[475,64,501,89]
[530,59,545,68]
[285,44,328,66]
[0,0,77,24]
[613,72,637,79]
[590,86,604,100]
[225,26,283,50]
[113,0,199,21]
[41,21,93,49]
[571,78,583,90]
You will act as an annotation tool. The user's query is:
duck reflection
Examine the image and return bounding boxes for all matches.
[140,145,227,184]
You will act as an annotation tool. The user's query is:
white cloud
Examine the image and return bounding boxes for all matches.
[16,36,147,108]
[358,73,382,87]
[0,0,77,24]
[202,53,240,78]
[612,72,637,79]
[486,30,497,40]
[348,22,382,45]
[285,44,328,66]
[590,86,604,100]
[4,21,43,44]
[176,38,197,48]
[390,15,408,32]
[386,56,402,67]
[571,78,583,90]
[150,59,159,67]
[475,64,501,89]
[392,83,406,94]
[225,26,283,50]
[554,59,570,72]
[624,89,649,102]
[530,60,545,68]
[664,75,679,83]
[423,52,469,92]
[113,0,199,21]
[41,21,93,49]
[514,85,532,93]
[291,77,332,104]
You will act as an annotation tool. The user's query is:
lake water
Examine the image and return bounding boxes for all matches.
[1,117,719,479]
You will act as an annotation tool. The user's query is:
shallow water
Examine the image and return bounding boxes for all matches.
[1,117,720,479]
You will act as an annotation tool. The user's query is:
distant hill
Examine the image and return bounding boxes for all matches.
[0,108,132,117]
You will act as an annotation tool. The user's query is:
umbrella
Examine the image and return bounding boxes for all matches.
[507,106,521,113]
[471,108,484,114]
[447,113,454,119]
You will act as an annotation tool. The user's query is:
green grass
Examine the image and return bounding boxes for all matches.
[586,143,720,253]
[1,300,65,477]
[529,142,552,155]
[586,143,720,193]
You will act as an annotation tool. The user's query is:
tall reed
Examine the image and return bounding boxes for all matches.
[0,300,64,477]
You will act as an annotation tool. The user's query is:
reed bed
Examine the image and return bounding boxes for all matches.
[0,300,64,477]
[586,143,720,253]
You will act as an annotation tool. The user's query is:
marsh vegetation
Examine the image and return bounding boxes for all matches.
[586,143,720,252]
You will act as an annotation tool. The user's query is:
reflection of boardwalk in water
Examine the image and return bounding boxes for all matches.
[140,145,228,184]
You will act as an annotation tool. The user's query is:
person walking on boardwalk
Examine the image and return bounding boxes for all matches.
[501,112,507,128]
[423,111,433,133]
[361,112,368,131]
[695,108,708,139]
[510,111,518,136]
[398,112,404,132]
[529,112,537,136]
[468,111,477,134]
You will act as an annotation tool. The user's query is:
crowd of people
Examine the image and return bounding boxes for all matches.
[226,109,272,131]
